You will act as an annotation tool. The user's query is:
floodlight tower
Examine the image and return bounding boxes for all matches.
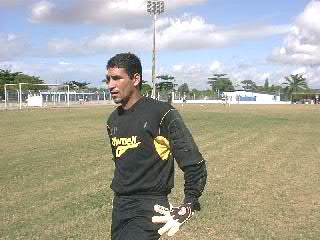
[147,0,165,99]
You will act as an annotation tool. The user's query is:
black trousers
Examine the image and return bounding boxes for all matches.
[111,195,169,240]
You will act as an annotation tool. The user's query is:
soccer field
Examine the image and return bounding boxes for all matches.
[1,104,319,239]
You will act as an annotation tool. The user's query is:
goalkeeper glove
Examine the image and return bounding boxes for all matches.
[152,203,194,236]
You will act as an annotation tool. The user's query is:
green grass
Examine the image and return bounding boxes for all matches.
[1,104,320,239]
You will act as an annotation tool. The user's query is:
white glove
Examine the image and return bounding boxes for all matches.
[152,203,194,236]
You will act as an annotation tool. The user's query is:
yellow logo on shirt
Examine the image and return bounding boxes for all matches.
[112,136,141,157]
[154,136,172,160]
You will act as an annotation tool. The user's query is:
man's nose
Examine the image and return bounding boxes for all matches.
[108,79,116,89]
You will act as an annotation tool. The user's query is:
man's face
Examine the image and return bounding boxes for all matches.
[106,67,136,105]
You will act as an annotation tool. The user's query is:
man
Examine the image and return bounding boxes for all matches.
[106,53,207,240]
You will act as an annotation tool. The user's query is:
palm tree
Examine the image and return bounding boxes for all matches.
[241,79,257,91]
[156,75,176,92]
[65,81,90,90]
[208,73,234,98]
[282,74,308,101]
[141,81,152,96]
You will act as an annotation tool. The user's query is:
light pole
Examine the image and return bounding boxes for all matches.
[147,0,165,99]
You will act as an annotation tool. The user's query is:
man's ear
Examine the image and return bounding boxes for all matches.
[133,73,141,87]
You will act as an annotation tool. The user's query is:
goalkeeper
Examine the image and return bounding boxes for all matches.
[105,53,207,240]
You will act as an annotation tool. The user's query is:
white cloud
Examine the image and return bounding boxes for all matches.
[0,33,30,60]
[168,63,208,89]
[45,37,105,57]
[28,0,207,27]
[59,61,71,65]
[2,58,320,90]
[158,59,320,90]
[89,29,150,52]
[0,61,106,87]
[167,0,207,9]
[1,13,290,60]
[173,64,183,72]
[290,66,320,89]
[269,1,320,66]
[158,15,224,50]
[292,67,307,75]
[31,0,55,21]
[0,0,16,7]
[0,0,34,8]
[157,15,290,51]
[303,66,320,88]
[209,61,221,72]
[43,28,151,57]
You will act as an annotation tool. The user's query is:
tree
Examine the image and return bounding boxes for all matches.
[208,73,234,98]
[156,75,176,92]
[0,69,47,100]
[0,69,21,83]
[64,81,90,90]
[269,84,282,93]
[0,69,19,100]
[264,78,269,90]
[282,74,308,101]
[141,82,152,96]
[178,83,189,94]
[241,80,257,91]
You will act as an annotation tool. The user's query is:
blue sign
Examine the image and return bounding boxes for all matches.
[239,96,256,101]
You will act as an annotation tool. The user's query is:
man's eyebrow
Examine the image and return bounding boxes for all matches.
[107,75,121,80]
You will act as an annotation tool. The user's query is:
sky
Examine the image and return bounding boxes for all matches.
[1,0,320,90]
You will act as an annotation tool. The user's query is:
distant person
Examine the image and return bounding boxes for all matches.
[182,96,187,107]
[226,96,231,107]
[105,53,207,240]
[221,96,226,105]
[236,95,240,104]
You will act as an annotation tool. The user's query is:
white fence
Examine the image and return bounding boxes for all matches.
[2,83,113,110]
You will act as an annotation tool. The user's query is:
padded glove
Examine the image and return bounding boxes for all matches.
[152,203,194,236]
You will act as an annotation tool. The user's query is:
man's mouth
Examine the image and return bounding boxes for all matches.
[111,91,119,97]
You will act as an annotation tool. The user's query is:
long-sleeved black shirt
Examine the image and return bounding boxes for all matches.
[106,97,207,211]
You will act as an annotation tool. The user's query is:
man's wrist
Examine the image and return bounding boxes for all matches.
[184,200,201,212]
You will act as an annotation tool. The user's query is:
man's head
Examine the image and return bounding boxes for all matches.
[106,53,143,107]
[107,53,142,88]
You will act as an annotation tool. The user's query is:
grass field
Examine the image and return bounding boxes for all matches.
[1,104,320,240]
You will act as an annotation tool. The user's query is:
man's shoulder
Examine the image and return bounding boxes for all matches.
[143,97,174,112]
[107,106,121,123]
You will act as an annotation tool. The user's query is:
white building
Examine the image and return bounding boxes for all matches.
[223,91,289,104]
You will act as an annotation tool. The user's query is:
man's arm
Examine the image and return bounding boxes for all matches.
[165,109,207,211]
[152,108,207,236]
[181,162,207,211]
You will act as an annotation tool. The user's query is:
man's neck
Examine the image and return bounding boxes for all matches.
[122,92,143,110]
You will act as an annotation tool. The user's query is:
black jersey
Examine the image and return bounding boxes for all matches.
[106,97,206,209]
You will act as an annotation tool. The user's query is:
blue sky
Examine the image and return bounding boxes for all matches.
[1,0,320,89]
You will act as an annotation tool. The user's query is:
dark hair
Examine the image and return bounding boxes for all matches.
[107,52,142,89]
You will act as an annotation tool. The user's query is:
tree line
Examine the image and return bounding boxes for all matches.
[1,68,312,102]
[0,69,102,100]
[148,72,310,101]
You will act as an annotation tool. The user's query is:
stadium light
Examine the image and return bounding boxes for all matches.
[147,0,165,99]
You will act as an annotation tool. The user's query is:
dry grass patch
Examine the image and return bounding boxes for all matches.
[1,104,320,239]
